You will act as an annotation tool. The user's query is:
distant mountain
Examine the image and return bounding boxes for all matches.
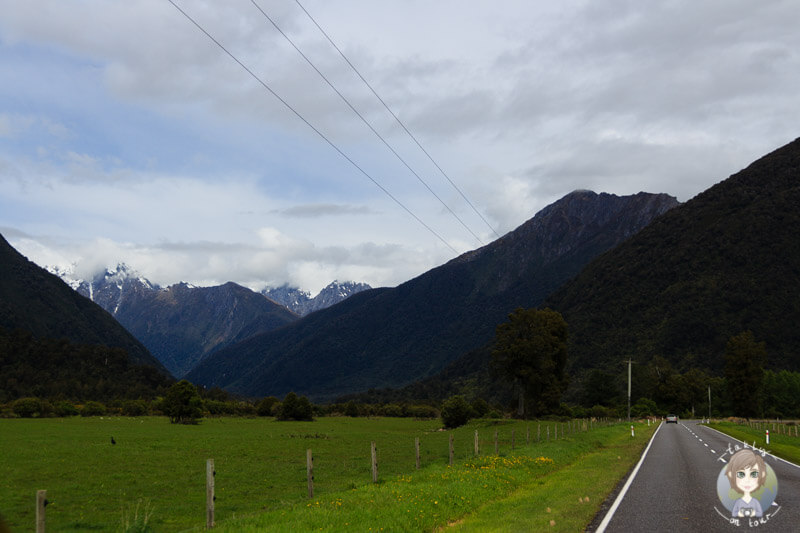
[263,281,372,316]
[0,234,172,401]
[187,190,679,401]
[544,137,800,374]
[60,266,299,378]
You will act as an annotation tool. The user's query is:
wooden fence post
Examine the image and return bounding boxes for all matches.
[36,490,47,533]
[415,437,420,470]
[474,430,479,456]
[206,458,215,529]
[449,433,454,466]
[307,449,314,499]
[371,441,378,483]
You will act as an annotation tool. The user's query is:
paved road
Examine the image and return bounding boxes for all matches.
[595,420,800,532]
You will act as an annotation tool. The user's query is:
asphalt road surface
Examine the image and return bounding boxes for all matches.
[594,420,800,532]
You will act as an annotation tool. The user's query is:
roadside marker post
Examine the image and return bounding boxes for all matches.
[631,425,635,438]
[766,429,770,445]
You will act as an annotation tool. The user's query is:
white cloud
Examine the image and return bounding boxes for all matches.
[2,0,800,293]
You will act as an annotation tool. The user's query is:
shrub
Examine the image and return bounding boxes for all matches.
[122,400,149,417]
[345,401,360,417]
[13,397,43,418]
[55,401,80,417]
[234,402,256,417]
[471,398,489,418]
[381,403,404,417]
[407,404,438,419]
[81,401,107,417]
[589,404,612,419]
[256,396,279,417]
[276,392,314,421]
[441,395,473,429]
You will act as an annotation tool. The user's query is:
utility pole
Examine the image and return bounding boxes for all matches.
[627,358,632,421]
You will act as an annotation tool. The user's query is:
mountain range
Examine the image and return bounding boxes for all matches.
[263,281,372,316]
[350,136,800,407]
[0,234,172,401]
[54,266,371,377]
[187,190,679,401]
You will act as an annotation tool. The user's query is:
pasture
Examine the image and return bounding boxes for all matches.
[0,416,656,531]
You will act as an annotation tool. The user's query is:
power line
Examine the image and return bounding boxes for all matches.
[293,0,502,240]
[166,0,458,254]
[249,0,484,246]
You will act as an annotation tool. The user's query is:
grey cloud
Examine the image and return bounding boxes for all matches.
[271,203,375,218]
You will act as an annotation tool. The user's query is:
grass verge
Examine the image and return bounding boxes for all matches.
[213,421,657,532]
[704,421,800,465]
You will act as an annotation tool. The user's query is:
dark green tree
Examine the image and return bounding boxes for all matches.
[724,331,766,418]
[491,308,568,417]
[440,395,473,428]
[276,392,314,421]
[162,380,203,424]
[581,369,621,407]
[256,396,280,417]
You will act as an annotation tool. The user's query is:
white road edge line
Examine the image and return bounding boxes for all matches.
[702,423,800,470]
[595,421,664,533]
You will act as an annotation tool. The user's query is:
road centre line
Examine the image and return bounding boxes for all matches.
[595,421,663,533]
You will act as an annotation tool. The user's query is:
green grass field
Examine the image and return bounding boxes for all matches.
[0,417,656,532]
[704,420,800,465]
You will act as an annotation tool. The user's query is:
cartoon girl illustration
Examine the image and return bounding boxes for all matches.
[725,449,767,518]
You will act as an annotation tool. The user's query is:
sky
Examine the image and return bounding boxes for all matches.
[1,0,799,295]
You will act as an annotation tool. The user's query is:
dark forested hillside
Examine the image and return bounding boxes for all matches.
[545,136,800,374]
[0,327,172,402]
[188,191,678,401]
[0,234,173,401]
[0,234,166,372]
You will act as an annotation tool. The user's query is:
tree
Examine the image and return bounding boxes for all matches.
[162,380,203,424]
[276,392,314,421]
[724,331,766,418]
[491,308,568,417]
[440,395,473,428]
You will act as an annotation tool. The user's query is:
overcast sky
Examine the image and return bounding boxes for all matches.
[1,0,798,294]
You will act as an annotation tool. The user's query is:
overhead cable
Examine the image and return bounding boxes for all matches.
[293,0,502,240]
[166,0,458,254]
[249,0,484,246]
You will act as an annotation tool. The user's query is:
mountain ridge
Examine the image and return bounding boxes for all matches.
[187,190,679,401]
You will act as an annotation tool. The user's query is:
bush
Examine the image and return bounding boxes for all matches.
[256,396,280,417]
[589,404,612,419]
[380,403,404,417]
[81,401,107,417]
[276,392,314,421]
[234,402,257,417]
[345,401,360,417]
[406,404,438,419]
[471,398,489,418]
[13,397,43,418]
[55,401,79,417]
[441,395,473,429]
[122,400,149,417]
